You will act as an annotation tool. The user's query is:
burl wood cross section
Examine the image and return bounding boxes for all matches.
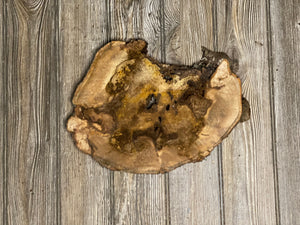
[1,0,299,225]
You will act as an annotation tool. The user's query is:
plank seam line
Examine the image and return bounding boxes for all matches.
[159,1,170,225]
[106,0,111,42]
[106,1,115,225]
[56,0,62,223]
[160,0,166,64]
[265,0,281,224]
[217,145,225,225]
[135,175,139,224]
[212,1,225,224]
[2,0,8,224]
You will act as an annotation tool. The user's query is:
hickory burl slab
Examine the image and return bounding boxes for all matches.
[67,40,250,173]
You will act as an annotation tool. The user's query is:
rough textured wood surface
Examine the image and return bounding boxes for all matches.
[270,1,300,224]
[216,0,277,224]
[1,0,4,223]
[60,1,112,224]
[2,0,60,224]
[164,1,222,224]
[1,0,299,224]
[109,1,168,224]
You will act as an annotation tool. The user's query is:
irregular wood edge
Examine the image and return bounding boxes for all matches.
[154,59,243,173]
[67,58,242,174]
[66,40,244,173]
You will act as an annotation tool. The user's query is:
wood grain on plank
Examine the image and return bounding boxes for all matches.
[164,1,222,224]
[2,0,298,224]
[59,1,112,225]
[109,1,168,224]
[270,0,300,224]
[1,0,5,223]
[216,0,277,224]
[3,0,60,224]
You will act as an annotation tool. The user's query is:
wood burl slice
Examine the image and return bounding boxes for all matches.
[67,40,249,173]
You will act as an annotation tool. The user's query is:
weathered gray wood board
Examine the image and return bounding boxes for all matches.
[270,1,300,224]
[109,1,168,224]
[216,0,277,224]
[60,1,112,224]
[1,0,299,224]
[1,0,4,223]
[164,1,222,224]
[2,0,60,224]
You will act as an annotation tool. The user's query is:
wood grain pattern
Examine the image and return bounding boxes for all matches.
[109,1,168,224]
[1,0,4,223]
[3,0,60,224]
[270,0,300,224]
[164,1,222,224]
[216,0,277,224]
[1,0,299,224]
[59,1,112,225]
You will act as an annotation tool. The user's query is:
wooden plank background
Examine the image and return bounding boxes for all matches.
[1,0,299,224]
